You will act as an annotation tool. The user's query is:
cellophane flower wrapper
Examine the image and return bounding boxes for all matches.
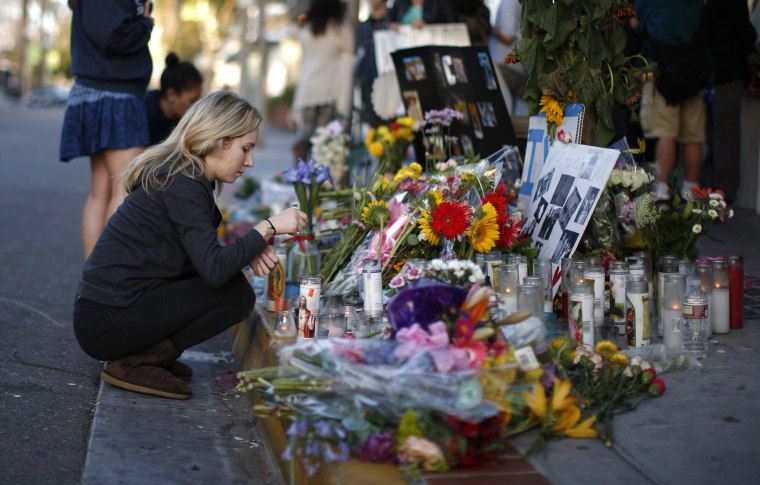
[386,279,467,332]
[454,158,503,208]
[621,342,703,374]
[277,338,508,423]
[322,231,372,297]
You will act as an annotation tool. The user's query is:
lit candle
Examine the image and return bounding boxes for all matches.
[712,287,730,334]
[662,306,682,350]
[503,289,517,313]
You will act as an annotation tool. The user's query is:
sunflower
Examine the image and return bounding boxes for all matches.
[609,353,629,367]
[594,341,619,360]
[361,200,391,230]
[393,162,423,182]
[417,211,441,246]
[368,141,384,157]
[429,189,444,207]
[468,203,500,253]
[539,95,564,126]
[429,201,472,239]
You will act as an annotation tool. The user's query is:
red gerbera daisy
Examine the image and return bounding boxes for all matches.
[429,201,472,238]
[498,218,523,250]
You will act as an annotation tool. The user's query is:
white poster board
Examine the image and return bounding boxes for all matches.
[521,143,620,296]
[373,23,471,76]
[518,104,585,210]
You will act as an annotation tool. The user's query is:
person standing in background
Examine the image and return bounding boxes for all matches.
[450,0,491,46]
[488,0,526,114]
[634,0,708,202]
[702,0,759,207]
[59,0,154,260]
[355,0,390,127]
[389,0,451,29]
[291,0,354,160]
[144,52,203,146]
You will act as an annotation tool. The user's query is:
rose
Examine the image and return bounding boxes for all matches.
[641,368,657,385]
[648,378,666,397]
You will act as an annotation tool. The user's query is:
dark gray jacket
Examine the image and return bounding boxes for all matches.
[78,173,267,307]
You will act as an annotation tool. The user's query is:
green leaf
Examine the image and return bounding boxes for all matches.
[683,201,693,219]
[543,4,577,51]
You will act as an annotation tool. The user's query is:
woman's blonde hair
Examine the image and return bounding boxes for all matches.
[123,90,262,194]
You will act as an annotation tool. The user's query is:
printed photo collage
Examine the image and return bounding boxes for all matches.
[392,45,516,161]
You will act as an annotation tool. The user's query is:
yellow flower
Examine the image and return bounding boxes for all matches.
[468,202,499,253]
[361,200,390,229]
[429,189,444,207]
[551,378,577,412]
[524,368,544,382]
[564,415,598,439]
[539,95,564,126]
[417,211,441,246]
[522,382,547,419]
[550,338,566,350]
[595,341,619,360]
[368,141,384,157]
[609,353,629,367]
[365,127,376,148]
[553,404,581,432]
[393,162,423,182]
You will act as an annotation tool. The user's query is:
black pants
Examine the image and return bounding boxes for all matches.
[74,273,255,361]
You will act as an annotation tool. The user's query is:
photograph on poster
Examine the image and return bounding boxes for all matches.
[477,102,497,127]
[468,103,484,139]
[477,52,498,90]
[559,187,581,229]
[441,55,458,85]
[533,197,548,221]
[533,167,555,202]
[461,135,475,158]
[574,187,600,224]
[550,174,575,206]
[538,206,561,240]
[403,55,427,81]
[403,90,424,121]
[432,53,447,87]
[551,230,579,263]
[579,154,598,180]
[452,57,468,83]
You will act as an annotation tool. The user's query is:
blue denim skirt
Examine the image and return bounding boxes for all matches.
[59,83,150,161]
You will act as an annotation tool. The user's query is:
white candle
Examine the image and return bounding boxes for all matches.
[662,308,682,350]
[504,292,517,313]
[712,288,730,333]
[705,292,713,338]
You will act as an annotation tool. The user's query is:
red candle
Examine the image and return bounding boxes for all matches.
[728,255,744,329]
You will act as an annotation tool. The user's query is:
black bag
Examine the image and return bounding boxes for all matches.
[651,40,711,105]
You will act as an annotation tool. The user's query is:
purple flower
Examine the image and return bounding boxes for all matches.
[287,419,309,438]
[360,430,397,464]
[324,442,350,462]
[386,279,467,333]
[315,164,332,185]
[305,439,321,456]
[314,420,333,439]
[540,363,558,388]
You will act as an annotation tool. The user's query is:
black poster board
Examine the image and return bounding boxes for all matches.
[391,45,517,161]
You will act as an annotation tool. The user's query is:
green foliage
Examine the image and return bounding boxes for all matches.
[516,0,654,147]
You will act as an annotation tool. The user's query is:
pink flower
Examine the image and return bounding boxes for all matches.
[557,129,572,143]
[453,339,488,369]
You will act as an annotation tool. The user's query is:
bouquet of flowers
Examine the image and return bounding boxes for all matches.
[310,120,349,187]
[283,158,333,234]
[365,116,416,174]
[413,108,466,171]
[622,186,734,260]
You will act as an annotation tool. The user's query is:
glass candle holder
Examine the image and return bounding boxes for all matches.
[533,258,552,309]
[273,310,297,338]
[694,264,713,338]
[662,273,685,350]
[711,260,730,334]
[499,263,519,313]
[728,255,744,329]
[485,251,502,293]
[568,260,587,287]
[609,261,629,325]
[657,256,679,333]
[678,258,694,278]
[517,284,543,321]
[560,257,573,319]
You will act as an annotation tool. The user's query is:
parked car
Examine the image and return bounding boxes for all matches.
[27,85,69,107]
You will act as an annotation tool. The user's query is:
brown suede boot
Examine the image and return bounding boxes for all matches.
[101,340,192,400]
[166,360,193,379]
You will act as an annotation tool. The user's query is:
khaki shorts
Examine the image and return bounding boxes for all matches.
[639,81,706,143]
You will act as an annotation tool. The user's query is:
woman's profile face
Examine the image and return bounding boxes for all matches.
[204,129,259,184]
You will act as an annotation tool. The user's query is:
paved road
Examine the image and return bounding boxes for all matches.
[0,102,100,483]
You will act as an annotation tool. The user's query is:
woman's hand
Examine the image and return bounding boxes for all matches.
[250,245,279,276]
[268,207,308,235]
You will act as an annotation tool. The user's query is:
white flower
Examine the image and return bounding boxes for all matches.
[692,224,703,234]
[729,209,735,218]
[709,199,719,207]
[621,171,634,187]
[708,209,718,219]
[709,193,721,199]
[609,170,623,186]
[692,208,702,214]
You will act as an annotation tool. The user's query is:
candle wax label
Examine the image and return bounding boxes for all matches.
[569,294,593,345]
[266,251,287,312]
[610,273,627,323]
[626,292,650,348]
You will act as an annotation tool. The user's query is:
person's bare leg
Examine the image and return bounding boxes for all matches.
[82,153,111,260]
[103,147,144,219]
[656,137,677,200]
[682,142,702,184]
[81,147,144,260]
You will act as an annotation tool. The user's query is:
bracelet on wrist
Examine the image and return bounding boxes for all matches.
[264,218,276,236]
